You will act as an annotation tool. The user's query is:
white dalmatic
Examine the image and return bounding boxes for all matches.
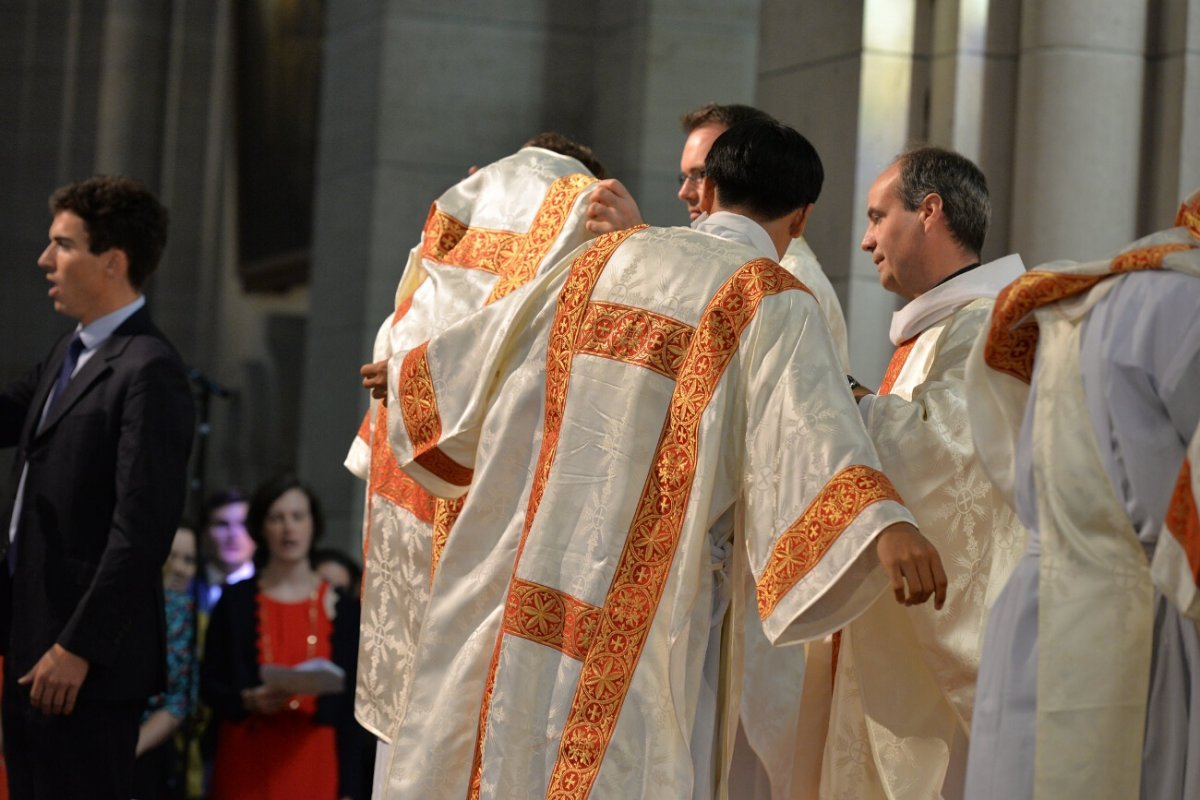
[376,221,916,799]
[344,146,599,744]
[817,256,1027,800]
[964,192,1200,800]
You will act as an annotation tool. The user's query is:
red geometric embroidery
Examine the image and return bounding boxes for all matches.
[546,259,808,798]
[503,578,601,662]
[983,245,1191,383]
[575,301,694,379]
[1165,458,1200,587]
[466,226,643,800]
[756,466,903,619]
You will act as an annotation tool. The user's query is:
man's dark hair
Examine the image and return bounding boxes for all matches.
[246,474,325,568]
[202,487,247,527]
[894,146,990,256]
[49,175,169,289]
[704,119,824,220]
[680,103,772,134]
[523,132,608,179]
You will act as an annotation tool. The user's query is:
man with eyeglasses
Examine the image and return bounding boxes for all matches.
[586,103,850,370]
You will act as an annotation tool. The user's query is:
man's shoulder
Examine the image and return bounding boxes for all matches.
[628,224,766,264]
[112,311,188,373]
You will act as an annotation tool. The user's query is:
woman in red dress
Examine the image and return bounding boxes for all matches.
[201,475,361,800]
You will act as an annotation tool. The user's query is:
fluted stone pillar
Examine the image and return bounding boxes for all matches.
[1009,0,1149,266]
[757,0,919,385]
[94,0,171,182]
[590,0,762,228]
[927,0,1021,263]
[1143,0,1200,229]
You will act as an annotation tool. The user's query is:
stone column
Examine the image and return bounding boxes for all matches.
[301,1,603,544]
[758,0,919,385]
[927,0,1021,262]
[1009,0,1149,266]
[590,0,762,228]
[94,0,171,182]
[1141,0,1200,230]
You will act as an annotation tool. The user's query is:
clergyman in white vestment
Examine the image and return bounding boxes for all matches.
[362,119,947,799]
[345,141,602,748]
[963,189,1200,800]
[808,147,1026,799]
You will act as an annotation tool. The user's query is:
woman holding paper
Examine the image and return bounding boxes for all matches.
[201,475,361,800]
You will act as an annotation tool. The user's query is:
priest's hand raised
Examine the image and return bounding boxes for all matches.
[585,179,645,234]
[875,522,948,609]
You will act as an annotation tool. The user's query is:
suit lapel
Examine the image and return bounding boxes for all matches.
[34,308,150,438]
[23,334,72,443]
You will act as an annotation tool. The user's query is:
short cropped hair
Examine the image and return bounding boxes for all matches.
[894,146,990,256]
[202,487,247,528]
[704,119,824,220]
[49,175,169,289]
[680,103,772,134]
[523,132,608,179]
[246,474,325,568]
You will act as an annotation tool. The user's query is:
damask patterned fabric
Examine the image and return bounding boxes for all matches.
[343,146,600,743]
[964,196,1200,800]
[376,221,915,799]
[814,257,1027,799]
[779,237,850,372]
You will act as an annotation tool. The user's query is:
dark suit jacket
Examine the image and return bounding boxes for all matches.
[0,306,195,702]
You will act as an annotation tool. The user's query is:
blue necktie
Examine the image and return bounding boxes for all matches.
[47,334,85,414]
[10,335,85,574]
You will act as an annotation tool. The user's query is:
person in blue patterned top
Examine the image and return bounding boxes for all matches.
[132,526,199,799]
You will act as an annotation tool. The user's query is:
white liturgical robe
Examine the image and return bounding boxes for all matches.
[377,220,917,799]
[964,191,1200,800]
[344,146,599,742]
[690,215,848,371]
[781,238,850,371]
[817,256,1027,799]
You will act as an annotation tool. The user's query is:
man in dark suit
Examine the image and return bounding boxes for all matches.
[0,175,195,798]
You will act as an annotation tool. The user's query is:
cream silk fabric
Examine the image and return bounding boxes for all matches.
[780,237,850,372]
[344,146,599,742]
[377,224,915,799]
[964,207,1200,799]
[817,258,1027,800]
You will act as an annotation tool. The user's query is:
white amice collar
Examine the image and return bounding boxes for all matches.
[889,253,1026,344]
[692,211,778,261]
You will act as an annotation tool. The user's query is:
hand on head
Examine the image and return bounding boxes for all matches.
[585,179,644,235]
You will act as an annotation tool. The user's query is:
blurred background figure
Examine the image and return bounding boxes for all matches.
[196,489,255,615]
[133,526,200,799]
[312,549,361,597]
[201,475,360,800]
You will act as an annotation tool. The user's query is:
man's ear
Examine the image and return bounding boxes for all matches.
[788,204,814,239]
[107,248,132,285]
[700,178,716,214]
[919,192,943,231]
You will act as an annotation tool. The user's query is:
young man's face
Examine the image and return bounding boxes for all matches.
[38,211,112,324]
[206,501,254,574]
[677,123,726,221]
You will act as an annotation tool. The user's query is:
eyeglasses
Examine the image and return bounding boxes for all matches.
[677,169,706,187]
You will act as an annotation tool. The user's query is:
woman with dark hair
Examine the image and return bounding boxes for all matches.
[201,475,360,800]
